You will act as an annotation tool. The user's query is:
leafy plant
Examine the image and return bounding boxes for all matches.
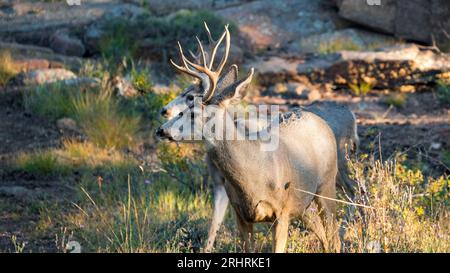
[349,80,374,98]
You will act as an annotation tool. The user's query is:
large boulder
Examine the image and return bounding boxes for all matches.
[130,0,252,15]
[217,0,348,53]
[337,0,450,48]
[0,42,84,71]
[0,1,148,54]
[15,68,77,86]
[49,29,85,57]
[248,44,450,88]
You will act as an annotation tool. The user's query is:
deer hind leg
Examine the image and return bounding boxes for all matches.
[272,215,289,253]
[204,183,229,253]
[316,183,341,253]
[235,211,254,253]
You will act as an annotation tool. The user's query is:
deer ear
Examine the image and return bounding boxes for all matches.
[210,68,254,106]
[215,64,238,94]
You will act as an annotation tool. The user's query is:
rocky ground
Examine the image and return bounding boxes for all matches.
[0,0,449,252]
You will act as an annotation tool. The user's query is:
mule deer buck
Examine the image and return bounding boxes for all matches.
[159,24,357,252]
[157,34,342,252]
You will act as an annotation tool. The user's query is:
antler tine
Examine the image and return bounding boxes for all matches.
[208,26,227,70]
[214,24,230,75]
[169,42,202,80]
[204,21,215,45]
[195,36,208,68]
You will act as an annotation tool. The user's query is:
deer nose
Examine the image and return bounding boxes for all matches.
[156,128,165,138]
[160,108,171,118]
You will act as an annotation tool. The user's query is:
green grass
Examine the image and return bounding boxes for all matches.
[317,38,362,54]
[71,87,141,149]
[16,150,70,178]
[49,153,447,253]
[10,135,450,253]
[23,83,78,121]
[436,80,450,105]
[23,79,171,150]
[384,92,407,108]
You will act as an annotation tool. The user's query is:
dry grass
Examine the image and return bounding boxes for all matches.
[0,50,18,87]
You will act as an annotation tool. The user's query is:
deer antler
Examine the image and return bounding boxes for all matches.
[170,23,231,102]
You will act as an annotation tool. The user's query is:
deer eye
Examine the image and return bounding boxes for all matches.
[178,112,184,117]
[186,94,194,101]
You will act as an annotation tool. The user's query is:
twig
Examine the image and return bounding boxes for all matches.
[293,188,375,209]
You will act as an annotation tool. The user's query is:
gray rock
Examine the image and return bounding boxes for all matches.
[217,0,347,53]
[0,186,44,200]
[247,56,300,85]
[337,0,450,48]
[17,68,77,86]
[0,42,83,72]
[287,83,321,101]
[295,28,399,54]
[50,29,85,57]
[249,44,450,88]
[56,118,79,133]
[83,3,149,54]
[131,0,251,15]
[338,0,396,33]
[0,2,147,50]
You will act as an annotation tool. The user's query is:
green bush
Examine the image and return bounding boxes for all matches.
[98,10,235,65]
[436,80,450,105]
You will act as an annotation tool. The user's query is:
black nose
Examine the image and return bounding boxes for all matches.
[156,128,165,138]
[160,109,168,116]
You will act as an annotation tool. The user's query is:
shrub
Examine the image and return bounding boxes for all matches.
[384,93,407,108]
[130,67,153,94]
[436,80,450,105]
[98,10,235,65]
[349,80,374,98]
[344,156,449,252]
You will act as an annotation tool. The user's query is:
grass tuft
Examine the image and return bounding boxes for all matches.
[384,93,407,108]
[436,80,450,105]
[71,89,141,149]
[0,50,18,87]
[16,151,70,178]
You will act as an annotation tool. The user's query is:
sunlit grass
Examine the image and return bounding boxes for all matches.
[23,83,78,121]
[15,150,70,178]
[0,50,18,87]
[72,90,141,149]
[384,92,407,108]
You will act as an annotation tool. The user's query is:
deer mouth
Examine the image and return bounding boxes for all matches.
[155,128,174,141]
